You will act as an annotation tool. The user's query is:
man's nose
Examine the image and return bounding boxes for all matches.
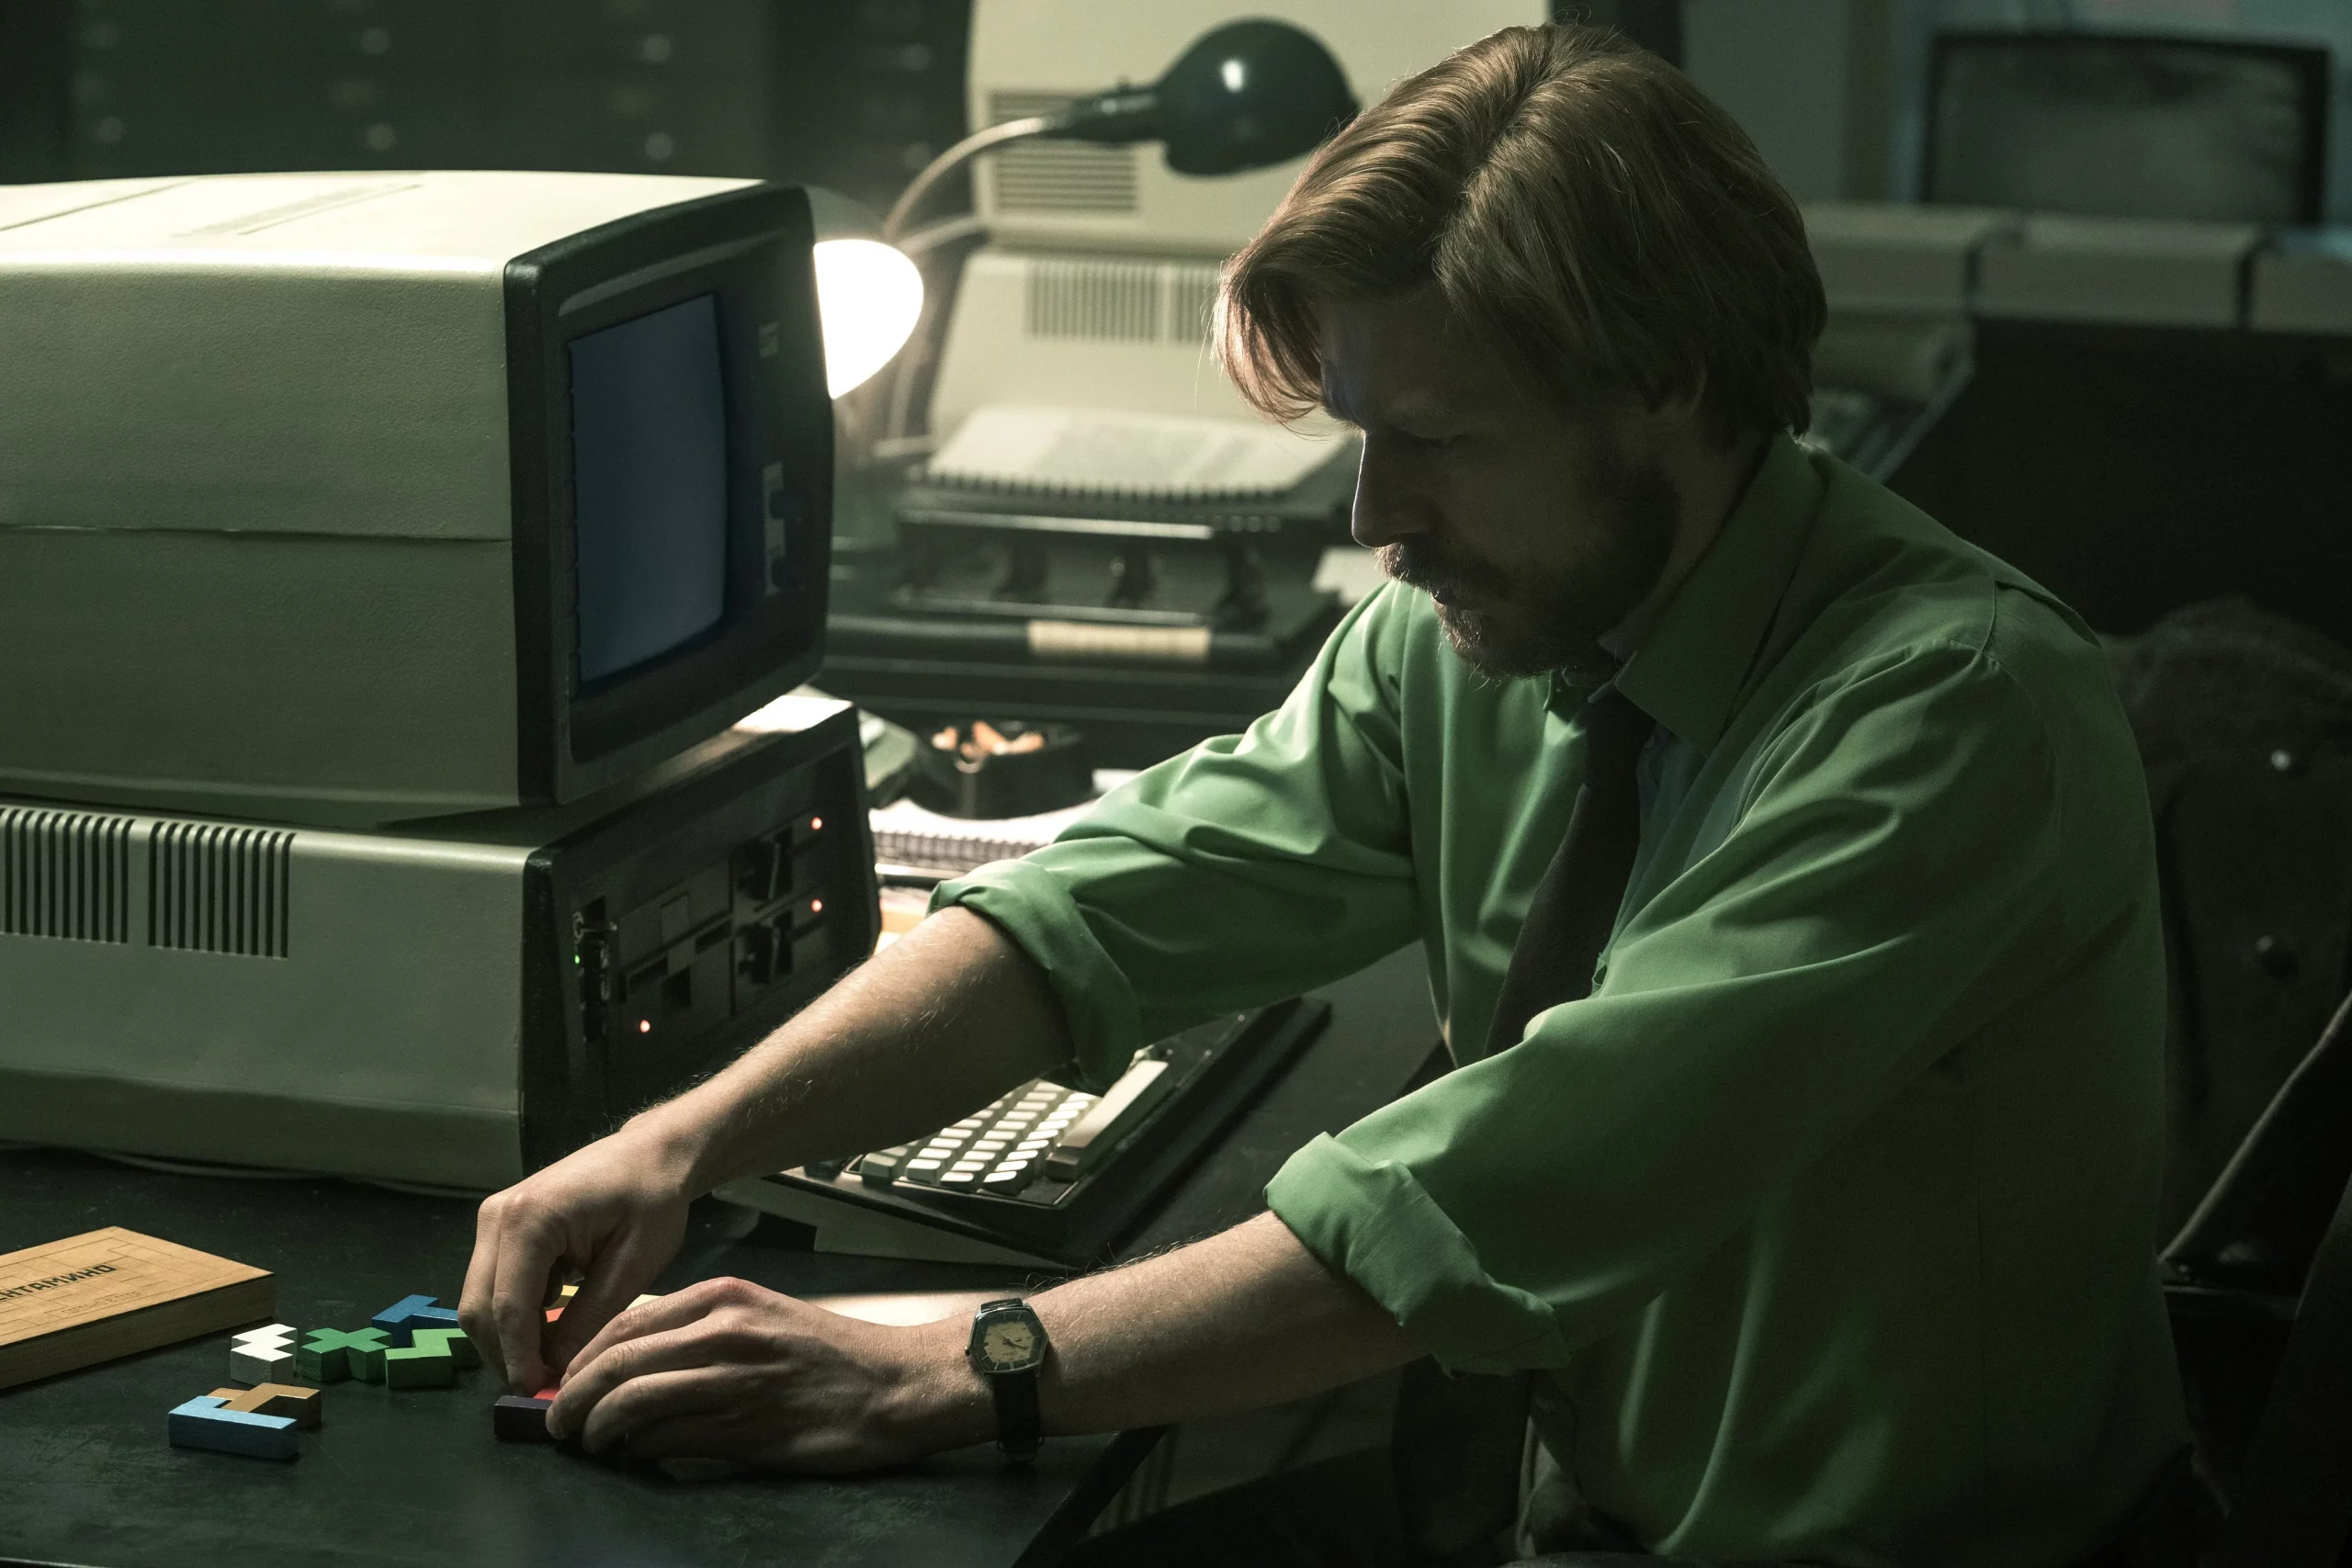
[1349,441,1432,551]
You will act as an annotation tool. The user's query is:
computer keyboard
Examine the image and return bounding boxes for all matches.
[722,998,1329,1269]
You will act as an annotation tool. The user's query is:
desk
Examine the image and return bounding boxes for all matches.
[0,949,1438,1568]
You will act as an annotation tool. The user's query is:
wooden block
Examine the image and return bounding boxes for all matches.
[409,1327,479,1369]
[0,1228,273,1393]
[370,1293,459,1348]
[383,1342,455,1389]
[492,1390,558,1443]
[228,1341,295,1384]
[296,1326,382,1384]
[210,1382,323,1429]
[348,1331,390,1384]
[167,1395,298,1461]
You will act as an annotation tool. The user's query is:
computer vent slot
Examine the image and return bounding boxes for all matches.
[990,93,1138,215]
[1024,255,1223,344]
[0,807,134,944]
[150,821,292,959]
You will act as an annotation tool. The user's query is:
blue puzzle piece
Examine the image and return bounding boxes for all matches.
[167,1395,299,1461]
[370,1293,461,1348]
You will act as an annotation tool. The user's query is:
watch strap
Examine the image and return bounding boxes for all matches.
[989,1364,1041,1462]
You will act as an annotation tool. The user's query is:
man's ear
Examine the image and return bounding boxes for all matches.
[1640,364,1709,435]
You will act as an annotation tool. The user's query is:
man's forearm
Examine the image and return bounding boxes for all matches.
[904,1211,1423,1447]
[640,908,1073,1192]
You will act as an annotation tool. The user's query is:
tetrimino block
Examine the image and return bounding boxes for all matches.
[411,1327,479,1369]
[383,1345,454,1389]
[370,1294,460,1349]
[208,1382,323,1429]
[296,1326,387,1384]
[492,1387,561,1443]
[168,1395,298,1461]
[228,1323,298,1384]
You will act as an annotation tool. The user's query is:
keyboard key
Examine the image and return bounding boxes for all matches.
[981,1164,1037,1193]
[856,1150,908,1184]
[940,1170,978,1185]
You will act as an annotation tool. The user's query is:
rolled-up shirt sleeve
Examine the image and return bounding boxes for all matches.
[933,588,1424,1090]
[1268,642,2078,1372]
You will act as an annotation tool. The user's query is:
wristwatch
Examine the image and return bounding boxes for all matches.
[966,1297,1048,1461]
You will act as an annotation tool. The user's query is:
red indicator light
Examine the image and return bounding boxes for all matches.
[809,898,823,915]
[637,1019,651,1034]
[809,817,823,831]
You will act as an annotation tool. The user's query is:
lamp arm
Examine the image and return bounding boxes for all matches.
[881,115,1054,243]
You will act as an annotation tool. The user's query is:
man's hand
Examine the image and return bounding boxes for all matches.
[459,1120,699,1396]
[539,1212,1419,1471]
[547,1278,988,1471]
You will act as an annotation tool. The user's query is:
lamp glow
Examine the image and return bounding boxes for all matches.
[812,237,923,399]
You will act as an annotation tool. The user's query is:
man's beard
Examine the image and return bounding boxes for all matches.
[1377,446,1682,682]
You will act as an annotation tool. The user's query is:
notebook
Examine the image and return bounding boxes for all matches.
[923,405,1342,502]
[872,770,1137,876]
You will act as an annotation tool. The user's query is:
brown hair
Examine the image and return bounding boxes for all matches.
[1217,24,1826,441]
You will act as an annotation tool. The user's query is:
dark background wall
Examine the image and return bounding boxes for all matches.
[0,0,971,214]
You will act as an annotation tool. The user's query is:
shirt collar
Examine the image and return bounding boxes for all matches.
[1609,432,1822,751]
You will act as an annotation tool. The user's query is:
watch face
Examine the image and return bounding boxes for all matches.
[982,1319,1038,1371]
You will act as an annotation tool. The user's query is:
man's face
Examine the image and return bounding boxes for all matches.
[1318,291,1684,682]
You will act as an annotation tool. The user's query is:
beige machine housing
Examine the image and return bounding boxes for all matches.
[0,170,825,827]
[0,705,876,1190]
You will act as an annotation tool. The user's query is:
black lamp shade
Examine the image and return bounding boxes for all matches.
[1156,19,1358,175]
[1050,19,1358,177]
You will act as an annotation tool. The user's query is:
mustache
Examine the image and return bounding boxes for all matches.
[1376,539,1508,602]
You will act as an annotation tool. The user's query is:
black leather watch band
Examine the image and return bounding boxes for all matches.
[989,1364,1042,1462]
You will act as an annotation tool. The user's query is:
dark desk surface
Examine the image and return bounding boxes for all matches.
[0,949,1437,1568]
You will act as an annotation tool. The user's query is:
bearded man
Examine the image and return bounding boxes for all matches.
[459,24,2187,1567]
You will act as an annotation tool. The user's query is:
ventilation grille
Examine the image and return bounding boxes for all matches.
[151,821,292,959]
[1023,254,1223,344]
[990,93,1138,215]
[0,807,134,944]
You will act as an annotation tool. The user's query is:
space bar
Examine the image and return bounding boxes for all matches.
[1043,1058,1172,1181]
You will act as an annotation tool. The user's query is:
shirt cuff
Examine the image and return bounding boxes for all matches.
[1267,1133,1573,1374]
[929,857,1144,1091]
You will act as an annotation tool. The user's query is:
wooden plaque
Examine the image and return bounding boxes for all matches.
[0,1226,272,1391]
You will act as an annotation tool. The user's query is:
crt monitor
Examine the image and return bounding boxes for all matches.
[1924,30,2330,225]
[0,171,834,826]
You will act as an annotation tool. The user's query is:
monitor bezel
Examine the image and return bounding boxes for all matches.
[1922,28,2332,227]
[504,182,833,807]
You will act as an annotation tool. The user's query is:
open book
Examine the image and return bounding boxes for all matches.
[923,404,1344,503]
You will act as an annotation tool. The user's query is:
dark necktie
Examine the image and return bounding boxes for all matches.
[1394,686,1656,1568]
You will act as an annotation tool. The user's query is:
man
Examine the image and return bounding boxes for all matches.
[459,25,2187,1566]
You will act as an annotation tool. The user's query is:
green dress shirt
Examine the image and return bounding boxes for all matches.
[935,434,2187,1566]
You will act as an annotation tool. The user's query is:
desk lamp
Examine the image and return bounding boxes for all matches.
[808,188,925,398]
[881,17,1359,243]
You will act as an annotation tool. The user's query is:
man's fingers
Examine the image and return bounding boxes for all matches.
[544,1231,685,1374]
[457,1200,507,1383]
[559,1341,735,1451]
[484,1205,565,1394]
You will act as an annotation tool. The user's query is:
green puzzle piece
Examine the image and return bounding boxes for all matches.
[383,1343,455,1389]
[350,1331,390,1384]
[411,1327,480,1369]
[297,1326,389,1384]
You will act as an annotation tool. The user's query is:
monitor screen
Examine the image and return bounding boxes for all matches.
[568,293,730,685]
[1928,33,2327,226]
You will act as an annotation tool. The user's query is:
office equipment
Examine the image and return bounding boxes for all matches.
[871,771,1129,876]
[0,1226,272,1393]
[1975,215,2262,329]
[0,170,836,827]
[718,998,1330,1268]
[1925,31,2330,227]
[0,704,878,1191]
[2253,230,2352,335]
